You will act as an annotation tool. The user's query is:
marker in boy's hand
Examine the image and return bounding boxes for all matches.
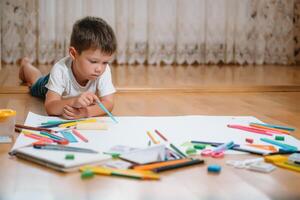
[72,92,99,108]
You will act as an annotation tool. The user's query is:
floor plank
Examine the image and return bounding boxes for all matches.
[0,64,300,93]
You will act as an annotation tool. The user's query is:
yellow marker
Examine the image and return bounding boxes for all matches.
[21,130,51,139]
[146,131,159,144]
[264,155,288,163]
[264,155,300,173]
[59,118,97,128]
[80,166,160,180]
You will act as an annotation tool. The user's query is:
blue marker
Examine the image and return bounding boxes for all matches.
[61,131,78,143]
[214,141,235,152]
[260,138,298,151]
[96,100,118,123]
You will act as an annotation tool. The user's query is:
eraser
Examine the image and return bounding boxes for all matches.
[288,153,300,163]
[247,162,276,173]
[207,164,221,173]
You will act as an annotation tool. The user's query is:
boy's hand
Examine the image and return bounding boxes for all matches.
[62,105,88,119]
[72,92,99,108]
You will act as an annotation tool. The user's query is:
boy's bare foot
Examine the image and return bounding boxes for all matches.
[18,57,32,83]
[18,57,42,86]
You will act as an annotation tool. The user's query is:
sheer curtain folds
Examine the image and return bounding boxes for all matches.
[0,0,298,65]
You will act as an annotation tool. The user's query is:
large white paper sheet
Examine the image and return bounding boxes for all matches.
[11,112,300,171]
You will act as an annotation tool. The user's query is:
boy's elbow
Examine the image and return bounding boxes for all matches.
[44,102,57,116]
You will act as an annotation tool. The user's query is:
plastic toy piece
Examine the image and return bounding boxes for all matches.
[193,144,206,150]
[186,147,197,155]
[65,154,75,160]
[275,136,285,141]
[245,138,254,144]
[207,164,221,173]
[81,169,94,179]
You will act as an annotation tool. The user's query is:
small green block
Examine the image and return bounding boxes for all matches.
[111,153,120,159]
[81,169,94,179]
[275,136,285,141]
[65,154,75,160]
[193,144,206,150]
[186,147,197,155]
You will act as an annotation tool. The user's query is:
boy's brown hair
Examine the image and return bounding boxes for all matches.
[70,16,117,55]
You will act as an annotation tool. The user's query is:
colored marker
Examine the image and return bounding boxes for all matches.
[40,120,79,128]
[249,123,290,135]
[154,129,187,158]
[22,132,54,143]
[228,124,273,136]
[40,131,65,141]
[71,129,88,142]
[260,138,298,151]
[96,100,118,123]
[146,131,159,144]
[80,166,160,180]
[154,129,168,141]
[213,141,235,152]
[59,118,97,128]
[16,124,53,133]
[152,159,204,173]
[191,140,268,156]
[33,143,98,154]
[133,158,204,172]
[133,158,191,171]
[61,131,78,143]
[250,122,295,132]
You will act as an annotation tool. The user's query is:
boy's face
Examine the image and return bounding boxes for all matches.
[70,47,113,82]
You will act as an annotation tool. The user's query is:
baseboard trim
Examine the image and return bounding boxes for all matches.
[1,85,300,94]
[116,85,300,93]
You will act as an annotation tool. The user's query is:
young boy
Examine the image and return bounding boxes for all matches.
[19,16,117,120]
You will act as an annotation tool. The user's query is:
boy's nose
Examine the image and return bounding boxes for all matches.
[95,65,104,73]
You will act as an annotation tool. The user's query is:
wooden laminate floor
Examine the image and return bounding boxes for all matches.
[0,64,300,93]
[1,64,300,200]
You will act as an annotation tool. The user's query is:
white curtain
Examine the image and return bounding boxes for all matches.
[0,0,298,65]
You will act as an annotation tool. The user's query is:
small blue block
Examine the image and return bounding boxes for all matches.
[207,164,221,173]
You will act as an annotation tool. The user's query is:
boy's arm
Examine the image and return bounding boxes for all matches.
[85,94,115,117]
[45,90,114,118]
[44,90,77,116]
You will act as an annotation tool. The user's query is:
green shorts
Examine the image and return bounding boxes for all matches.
[30,74,50,99]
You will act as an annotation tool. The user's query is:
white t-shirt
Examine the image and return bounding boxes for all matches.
[45,56,116,98]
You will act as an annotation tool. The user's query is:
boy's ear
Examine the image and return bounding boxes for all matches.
[69,47,77,60]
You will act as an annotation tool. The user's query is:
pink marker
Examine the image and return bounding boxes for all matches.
[72,129,88,143]
[228,124,273,136]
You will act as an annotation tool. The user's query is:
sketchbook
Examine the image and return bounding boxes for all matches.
[10,112,300,172]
